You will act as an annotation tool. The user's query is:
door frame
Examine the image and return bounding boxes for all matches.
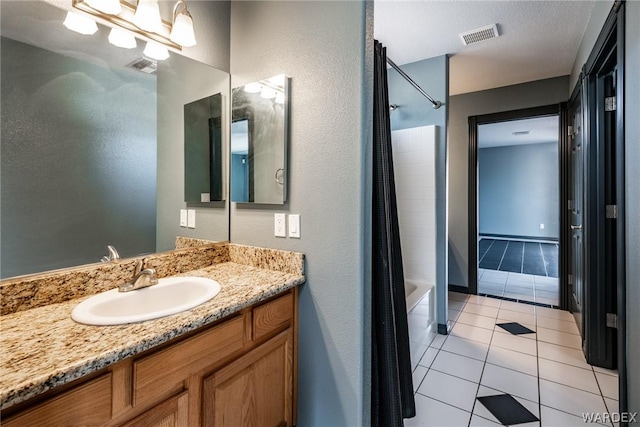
[467,104,569,309]
[576,0,626,414]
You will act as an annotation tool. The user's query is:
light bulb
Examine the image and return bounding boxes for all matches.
[108,28,137,49]
[133,0,163,33]
[170,3,196,47]
[63,11,98,35]
[144,41,169,60]
[260,87,277,99]
[244,83,262,93]
[85,0,122,15]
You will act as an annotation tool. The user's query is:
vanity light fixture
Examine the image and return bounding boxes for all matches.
[84,0,121,15]
[63,11,98,35]
[108,27,137,49]
[69,0,199,58]
[133,0,163,33]
[143,41,170,60]
[169,0,196,47]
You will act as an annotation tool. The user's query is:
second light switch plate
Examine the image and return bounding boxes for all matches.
[187,209,196,228]
[288,214,300,238]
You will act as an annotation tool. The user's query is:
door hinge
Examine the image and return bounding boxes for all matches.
[606,205,618,219]
[568,274,573,285]
[606,313,618,329]
[605,96,617,111]
[568,125,574,136]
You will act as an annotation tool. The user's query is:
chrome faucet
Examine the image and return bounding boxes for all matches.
[101,245,120,262]
[118,260,158,292]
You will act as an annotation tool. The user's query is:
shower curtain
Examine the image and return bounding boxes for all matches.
[371,40,415,426]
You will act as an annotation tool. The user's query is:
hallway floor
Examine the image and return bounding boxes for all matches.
[407,292,619,427]
[478,269,559,307]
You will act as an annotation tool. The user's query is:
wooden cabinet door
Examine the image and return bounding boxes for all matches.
[2,374,112,427]
[122,391,189,427]
[202,329,293,427]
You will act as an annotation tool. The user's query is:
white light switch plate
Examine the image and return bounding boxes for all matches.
[180,209,188,227]
[187,209,196,228]
[288,214,300,238]
[274,213,286,237]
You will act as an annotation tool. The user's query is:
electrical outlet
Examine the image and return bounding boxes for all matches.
[540,223,545,230]
[274,213,286,237]
[180,209,188,227]
[288,214,300,238]
[187,209,196,228]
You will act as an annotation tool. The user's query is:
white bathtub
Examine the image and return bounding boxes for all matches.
[405,279,435,315]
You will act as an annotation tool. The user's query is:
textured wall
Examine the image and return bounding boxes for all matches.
[1,37,156,278]
[479,142,559,239]
[448,76,569,288]
[625,0,640,417]
[230,1,372,425]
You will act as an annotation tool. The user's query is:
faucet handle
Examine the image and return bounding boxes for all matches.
[133,259,143,276]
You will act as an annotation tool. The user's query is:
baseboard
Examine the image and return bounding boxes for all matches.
[448,284,471,294]
[437,321,452,335]
[479,233,559,243]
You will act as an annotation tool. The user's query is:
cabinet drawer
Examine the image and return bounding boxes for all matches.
[253,292,293,341]
[3,373,112,427]
[133,315,244,406]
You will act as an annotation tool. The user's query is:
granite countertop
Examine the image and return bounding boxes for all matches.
[0,261,305,410]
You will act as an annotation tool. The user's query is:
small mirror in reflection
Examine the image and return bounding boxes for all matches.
[231,74,289,205]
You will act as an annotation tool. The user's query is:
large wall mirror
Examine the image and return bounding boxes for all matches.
[0,1,230,279]
[231,75,289,205]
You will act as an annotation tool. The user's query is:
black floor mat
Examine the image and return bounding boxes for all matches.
[479,238,558,278]
[479,239,508,270]
[496,322,535,335]
[499,241,524,273]
[477,394,539,425]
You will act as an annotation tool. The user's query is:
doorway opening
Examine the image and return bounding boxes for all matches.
[477,116,560,307]
[468,104,567,309]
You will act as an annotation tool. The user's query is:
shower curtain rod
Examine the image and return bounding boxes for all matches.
[386,57,442,109]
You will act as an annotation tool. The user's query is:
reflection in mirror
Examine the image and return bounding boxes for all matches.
[231,74,289,205]
[184,93,224,203]
[0,1,229,279]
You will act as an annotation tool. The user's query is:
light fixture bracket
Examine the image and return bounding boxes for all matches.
[72,0,181,50]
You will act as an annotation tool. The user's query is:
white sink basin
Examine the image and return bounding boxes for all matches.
[71,277,221,326]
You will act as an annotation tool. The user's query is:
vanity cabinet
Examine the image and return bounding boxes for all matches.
[2,289,297,427]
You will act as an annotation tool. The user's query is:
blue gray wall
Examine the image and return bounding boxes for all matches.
[479,142,559,239]
[625,0,639,417]
[388,55,448,134]
[448,76,569,288]
[230,2,372,425]
[0,36,157,278]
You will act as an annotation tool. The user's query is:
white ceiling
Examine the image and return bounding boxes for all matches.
[478,116,559,148]
[374,0,596,95]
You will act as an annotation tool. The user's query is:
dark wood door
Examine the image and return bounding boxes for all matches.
[569,92,585,338]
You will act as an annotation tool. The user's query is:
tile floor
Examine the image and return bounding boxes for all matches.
[478,269,560,307]
[406,292,619,427]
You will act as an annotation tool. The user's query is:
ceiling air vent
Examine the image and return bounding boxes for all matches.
[126,57,157,74]
[459,24,499,46]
